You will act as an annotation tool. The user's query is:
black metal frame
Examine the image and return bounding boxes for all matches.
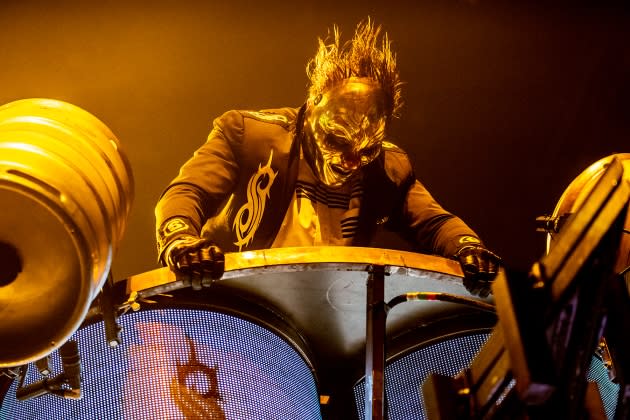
[423,157,630,419]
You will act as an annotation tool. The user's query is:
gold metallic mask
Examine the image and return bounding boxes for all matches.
[303,77,388,187]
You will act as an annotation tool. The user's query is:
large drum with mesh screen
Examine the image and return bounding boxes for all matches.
[0,98,134,367]
[1,247,499,418]
[351,325,619,419]
[0,306,322,419]
[353,317,492,419]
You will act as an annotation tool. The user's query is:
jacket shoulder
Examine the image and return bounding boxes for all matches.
[380,141,413,182]
[382,140,406,154]
[240,108,298,130]
[212,107,298,130]
[210,107,298,146]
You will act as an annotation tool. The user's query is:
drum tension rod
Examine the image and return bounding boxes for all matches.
[100,272,123,348]
[118,291,168,316]
[365,264,388,420]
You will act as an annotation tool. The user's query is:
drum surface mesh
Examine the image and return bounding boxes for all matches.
[587,355,620,419]
[1,309,322,419]
[353,333,620,419]
[354,333,489,419]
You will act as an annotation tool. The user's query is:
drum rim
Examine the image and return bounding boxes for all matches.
[124,246,464,300]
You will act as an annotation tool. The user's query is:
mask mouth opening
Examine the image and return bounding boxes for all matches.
[330,164,352,177]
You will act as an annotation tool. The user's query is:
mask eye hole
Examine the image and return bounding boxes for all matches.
[323,134,347,150]
[360,144,382,163]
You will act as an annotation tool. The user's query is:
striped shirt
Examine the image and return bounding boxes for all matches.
[271,152,363,247]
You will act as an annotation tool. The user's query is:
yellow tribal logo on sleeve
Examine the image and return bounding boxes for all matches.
[163,217,189,235]
[233,150,278,251]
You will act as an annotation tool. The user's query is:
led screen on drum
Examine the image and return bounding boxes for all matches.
[1,309,322,420]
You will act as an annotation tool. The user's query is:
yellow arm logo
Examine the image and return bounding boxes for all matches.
[233,150,278,251]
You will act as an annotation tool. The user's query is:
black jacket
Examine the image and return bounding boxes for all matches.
[155,106,480,262]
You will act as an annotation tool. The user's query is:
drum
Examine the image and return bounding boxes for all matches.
[546,153,630,275]
[353,318,493,419]
[0,98,134,367]
[543,154,629,419]
[1,247,495,419]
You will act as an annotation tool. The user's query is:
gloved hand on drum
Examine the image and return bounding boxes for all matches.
[454,237,501,298]
[158,217,225,288]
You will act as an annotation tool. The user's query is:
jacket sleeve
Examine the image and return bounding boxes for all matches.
[382,146,481,258]
[154,110,243,261]
[402,179,482,258]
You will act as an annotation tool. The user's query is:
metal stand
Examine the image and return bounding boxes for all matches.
[362,267,497,420]
[100,271,122,347]
[365,265,387,420]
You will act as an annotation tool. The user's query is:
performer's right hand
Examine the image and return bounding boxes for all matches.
[165,236,225,287]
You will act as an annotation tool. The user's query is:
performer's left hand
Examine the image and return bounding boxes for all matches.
[455,245,501,298]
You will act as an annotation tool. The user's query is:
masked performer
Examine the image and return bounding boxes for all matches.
[155,19,500,297]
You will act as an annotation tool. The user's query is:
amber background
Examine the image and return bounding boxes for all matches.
[1,0,629,279]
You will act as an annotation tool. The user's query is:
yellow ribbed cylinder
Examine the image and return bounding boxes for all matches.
[0,98,134,367]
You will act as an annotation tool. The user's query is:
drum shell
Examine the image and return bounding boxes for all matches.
[0,98,133,367]
[547,153,630,274]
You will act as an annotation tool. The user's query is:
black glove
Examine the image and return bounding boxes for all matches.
[455,245,501,298]
[165,235,225,288]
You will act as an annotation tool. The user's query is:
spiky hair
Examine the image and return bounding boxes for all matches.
[306,18,403,118]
